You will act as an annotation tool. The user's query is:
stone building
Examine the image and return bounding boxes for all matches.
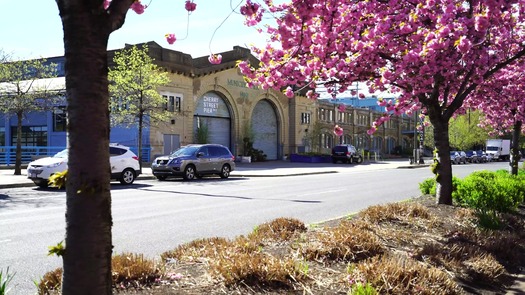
[0,41,416,164]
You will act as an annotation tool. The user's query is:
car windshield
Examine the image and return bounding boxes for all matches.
[53,149,68,158]
[486,146,498,151]
[449,152,456,155]
[170,146,199,157]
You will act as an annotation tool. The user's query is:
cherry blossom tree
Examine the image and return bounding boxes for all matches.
[238,0,525,205]
[468,60,525,175]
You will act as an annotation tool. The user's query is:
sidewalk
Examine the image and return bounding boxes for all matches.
[0,158,425,189]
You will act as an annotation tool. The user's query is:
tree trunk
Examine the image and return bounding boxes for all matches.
[510,120,522,175]
[58,4,113,295]
[14,111,23,175]
[138,110,143,173]
[427,107,454,205]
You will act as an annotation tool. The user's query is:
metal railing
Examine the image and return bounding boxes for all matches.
[0,146,151,166]
[0,146,65,166]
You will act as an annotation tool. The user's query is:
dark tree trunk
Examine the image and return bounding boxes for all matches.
[510,120,522,175]
[56,0,134,293]
[138,110,144,173]
[57,2,114,294]
[14,111,23,175]
[427,103,454,205]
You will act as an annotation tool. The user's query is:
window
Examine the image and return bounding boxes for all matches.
[337,112,345,123]
[301,112,311,124]
[53,106,67,132]
[163,94,182,112]
[11,126,47,147]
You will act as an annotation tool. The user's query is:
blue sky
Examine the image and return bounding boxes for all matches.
[2,0,274,59]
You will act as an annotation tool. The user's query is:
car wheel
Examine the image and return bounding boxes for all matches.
[348,157,353,164]
[219,164,231,179]
[183,165,196,180]
[156,175,167,181]
[119,168,136,185]
[356,156,363,164]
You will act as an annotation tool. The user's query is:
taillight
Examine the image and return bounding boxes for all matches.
[232,155,235,161]
[132,156,139,161]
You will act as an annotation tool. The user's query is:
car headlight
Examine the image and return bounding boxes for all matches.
[47,162,65,168]
[169,158,181,164]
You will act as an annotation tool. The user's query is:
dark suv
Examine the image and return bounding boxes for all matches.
[151,144,236,180]
[331,144,363,164]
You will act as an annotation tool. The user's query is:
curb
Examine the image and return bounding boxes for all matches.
[397,164,431,169]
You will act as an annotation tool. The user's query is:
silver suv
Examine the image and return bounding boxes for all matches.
[151,144,236,180]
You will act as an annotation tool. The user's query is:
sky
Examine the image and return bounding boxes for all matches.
[1,0,276,60]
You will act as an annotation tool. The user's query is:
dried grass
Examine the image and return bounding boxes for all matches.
[300,219,384,262]
[37,268,62,295]
[111,252,160,288]
[36,198,525,294]
[350,254,463,294]
[248,217,307,244]
[359,202,431,224]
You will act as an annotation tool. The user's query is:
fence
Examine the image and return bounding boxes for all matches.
[0,146,151,166]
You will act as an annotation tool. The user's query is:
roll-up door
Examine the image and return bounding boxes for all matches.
[194,92,232,150]
[251,100,278,160]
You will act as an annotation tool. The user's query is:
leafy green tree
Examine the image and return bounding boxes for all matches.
[108,45,171,171]
[449,111,489,150]
[0,55,59,175]
[424,111,489,151]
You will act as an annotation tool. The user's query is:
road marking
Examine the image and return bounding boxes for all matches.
[0,239,12,243]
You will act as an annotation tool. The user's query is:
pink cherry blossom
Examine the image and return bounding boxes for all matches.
[284,86,294,98]
[333,125,343,137]
[237,0,525,204]
[185,1,197,12]
[165,33,176,45]
[208,54,222,65]
[337,104,346,112]
[130,1,146,14]
[103,0,111,10]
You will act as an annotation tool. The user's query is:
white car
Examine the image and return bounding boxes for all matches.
[27,144,141,188]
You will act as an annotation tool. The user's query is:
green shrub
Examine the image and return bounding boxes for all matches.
[452,170,524,215]
[418,176,461,196]
[419,178,436,195]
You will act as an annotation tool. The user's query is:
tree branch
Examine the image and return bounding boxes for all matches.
[106,0,135,33]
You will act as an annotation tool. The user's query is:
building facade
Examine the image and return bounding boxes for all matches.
[0,42,416,164]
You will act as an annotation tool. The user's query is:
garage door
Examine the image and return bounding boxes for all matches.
[251,100,278,160]
[194,92,232,150]
[193,116,231,148]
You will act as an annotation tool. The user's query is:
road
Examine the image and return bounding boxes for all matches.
[0,161,510,294]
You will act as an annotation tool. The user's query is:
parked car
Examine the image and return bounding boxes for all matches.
[151,144,236,181]
[27,144,141,188]
[476,150,488,163]
[450,151,466,164]
[465,150,479,163]
[331,144,363,164]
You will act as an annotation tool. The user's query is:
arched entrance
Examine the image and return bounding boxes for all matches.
[251,100,278,160]
[194,92,232,150]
